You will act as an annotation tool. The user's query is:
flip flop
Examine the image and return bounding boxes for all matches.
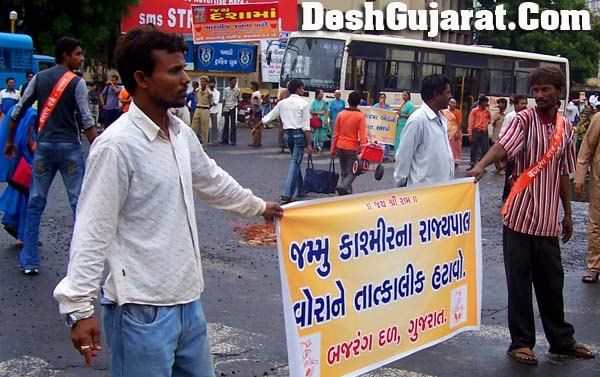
[582,271,600,283]
[507,349,538,365]
[552,343,595,359]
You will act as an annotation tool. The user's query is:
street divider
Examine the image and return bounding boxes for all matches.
[276,178,482,376]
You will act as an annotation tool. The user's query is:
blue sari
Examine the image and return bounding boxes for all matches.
[0,106,36,241]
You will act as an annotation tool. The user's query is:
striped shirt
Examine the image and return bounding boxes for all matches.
[497,107,576,237]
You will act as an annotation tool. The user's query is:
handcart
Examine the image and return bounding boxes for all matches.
[352,142,385,181]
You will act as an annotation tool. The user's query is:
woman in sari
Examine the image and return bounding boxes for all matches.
[395,91,415,151]
[0,106,36,247]
[310,89,329,153]
[442,98,463,169]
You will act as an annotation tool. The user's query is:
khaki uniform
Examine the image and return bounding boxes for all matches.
[575,112,600,272]
[191,87,212,147]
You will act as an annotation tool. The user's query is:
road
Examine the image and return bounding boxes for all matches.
[0,127,598,377]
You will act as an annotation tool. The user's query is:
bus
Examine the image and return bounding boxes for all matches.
[0,32,55,89]
[280,31,569,122]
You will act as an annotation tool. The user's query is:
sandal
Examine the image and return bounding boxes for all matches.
[552,343,595,359]
[507,348,538,365]
[582,270,600,283]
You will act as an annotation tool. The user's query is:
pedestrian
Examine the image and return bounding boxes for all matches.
[3,36,97,275]
[262,79,313,204]
[506,94,515,114]
[575,112,600,283]
[467,96,491,171]
[330,91,366,195]
[277,81,291,153]
[0,77,20,119]
[328,90,346,132]
[310,89,329,153]
[53,25,283,375]
[186,81,199,119]
[0,107,36,248]
[467,66,594,365]
[100,75,122,128]
[191,75,212,148]
[88,83,100,128]
[499,94,528,201]
[19,71,34,95]
[575,112,590,154]
[394,74,453,186]
[566,98,580,124]
[442,97,462,169]
[208,78,220,145]
[118,87,132,113]
[373,93,392,160]
[491,98,508,173]
[249,81,262,147]
[395,91,415,151]
[221,77,241,145]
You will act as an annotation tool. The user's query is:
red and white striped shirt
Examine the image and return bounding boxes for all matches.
[497,107,576,237]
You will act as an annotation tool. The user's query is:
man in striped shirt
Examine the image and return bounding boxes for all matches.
[467,66,593,365]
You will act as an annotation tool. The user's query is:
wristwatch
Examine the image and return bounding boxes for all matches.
[65,312,93,328]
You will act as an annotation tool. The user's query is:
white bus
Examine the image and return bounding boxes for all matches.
[280,31,569,121]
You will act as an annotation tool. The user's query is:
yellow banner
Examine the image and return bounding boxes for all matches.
[276,179,482,376]
[358,106,398,146]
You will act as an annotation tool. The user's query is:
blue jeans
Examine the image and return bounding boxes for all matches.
[19,142,85,270]
[102,298,215,377]
[283,130,306,198]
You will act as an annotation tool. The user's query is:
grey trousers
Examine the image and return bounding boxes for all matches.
[338,149,358,194]
[210,113,219,144]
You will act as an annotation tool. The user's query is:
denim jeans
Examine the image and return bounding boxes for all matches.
[19,142,85,270]
[102,298,215,377]
[283,129,306,198]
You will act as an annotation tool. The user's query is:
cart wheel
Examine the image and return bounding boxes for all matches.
[352,160,360,175]
[375,164,385,181]
[363,160,370,171]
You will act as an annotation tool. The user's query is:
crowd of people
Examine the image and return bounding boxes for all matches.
[0,24,598,375]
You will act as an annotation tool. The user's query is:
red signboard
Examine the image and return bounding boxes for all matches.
[121,0,297,34]
[192,3,280,43]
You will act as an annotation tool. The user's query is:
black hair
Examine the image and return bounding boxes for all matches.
[379,93,386,99]
[55,37,83,64]
[288,79,304,95]
[6,77,15,83]
[230,77,236,82]
[421,74,450,102]
[497,98,507,106]
[192,81,199,87]
[513,95,527,104]
[478,96,489,104]
[114,25,187,95]
[315,89,324,96]
[403,91,411,100]
[348,91,361,107]
[208,78,216,84]
[528,66,565,90]
[250,81,259,91]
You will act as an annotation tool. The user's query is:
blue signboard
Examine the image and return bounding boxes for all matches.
[196,43,257,73]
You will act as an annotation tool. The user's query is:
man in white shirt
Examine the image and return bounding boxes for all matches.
[0,77,20,117]
[565,99,580,124]
[53,25,283,375]
[208,78,220,145]
[394,74,454,186]
[262,79,313,203]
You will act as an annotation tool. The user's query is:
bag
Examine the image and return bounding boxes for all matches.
[310,115,322,129]
[302,157,339,194]
[8,157,32,195]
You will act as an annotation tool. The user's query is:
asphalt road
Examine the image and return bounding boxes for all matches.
[0,127,598,377]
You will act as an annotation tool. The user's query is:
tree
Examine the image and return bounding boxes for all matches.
[476,0,600,85]
[1,0,139,76]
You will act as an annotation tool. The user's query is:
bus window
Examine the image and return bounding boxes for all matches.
[37,60,54,72]
[419,51,445,79]
[488,58,514,95]
[515,59,539,95]
[281,37,344,92]
[384,48,415,91]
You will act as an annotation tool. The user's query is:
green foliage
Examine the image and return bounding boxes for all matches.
[0,0,139,65]
[476,0,600,84]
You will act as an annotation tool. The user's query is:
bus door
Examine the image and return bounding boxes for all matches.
[347,42,385,106]
[450,66,482,132]
[355,59,382,106]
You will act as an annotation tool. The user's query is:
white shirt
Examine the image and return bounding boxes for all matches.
[252,90,262,106]
[394,103,454,186]
[565,102,579,123]
[261,94,310,131]
[54,102,266,317]
[0,88,20,112]
[210,87,221,114]
[589,95,598,107]
[500,110,516,136]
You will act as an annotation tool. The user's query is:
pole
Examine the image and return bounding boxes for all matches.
[10,20,15,33]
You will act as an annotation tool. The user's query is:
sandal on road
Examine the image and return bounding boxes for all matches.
[507,348,538,365]
[552,343,595,359]
[582,270,600,283]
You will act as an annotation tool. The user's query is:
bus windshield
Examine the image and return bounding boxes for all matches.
[280,37,344,92]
